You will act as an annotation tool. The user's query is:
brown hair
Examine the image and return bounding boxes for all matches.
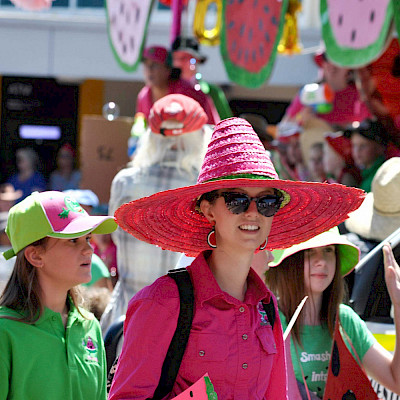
[265,246,344,346]
[0,238,83,324]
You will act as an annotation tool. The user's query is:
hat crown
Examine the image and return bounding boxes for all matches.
[149,94,207,136]
[197,118,279,183]
[372,157,400,215]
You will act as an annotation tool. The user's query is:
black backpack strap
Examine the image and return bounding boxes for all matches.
[262,297,276,329]
[150,268,195,400]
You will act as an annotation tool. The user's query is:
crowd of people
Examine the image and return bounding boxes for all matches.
[0,36,400,400]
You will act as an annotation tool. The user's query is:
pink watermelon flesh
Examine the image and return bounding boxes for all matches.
[225,0,283,73]
[108,0,151,66]
[327,0,391,49]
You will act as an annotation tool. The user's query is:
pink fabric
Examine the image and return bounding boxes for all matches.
[109,252,288,400]
[136,78,218,125]
[286,84,371,126]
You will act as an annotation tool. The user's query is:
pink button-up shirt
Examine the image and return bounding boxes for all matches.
[109,252,287,400]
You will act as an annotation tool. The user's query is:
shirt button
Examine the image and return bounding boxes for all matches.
[239,306,245,313]
[199,350,205,357]
[242,363,248,369]
[242,334,248,340]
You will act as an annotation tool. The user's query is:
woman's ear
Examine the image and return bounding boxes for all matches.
[199,199,215,225]
[24,245,44,269]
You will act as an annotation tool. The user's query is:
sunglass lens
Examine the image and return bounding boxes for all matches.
[257,196,282,217]
[222,193,249,214]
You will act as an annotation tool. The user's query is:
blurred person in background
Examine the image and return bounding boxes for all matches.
[345,118,388,192]
[136,45,217,125]
[7,147,46,202]
[49,143,81,191]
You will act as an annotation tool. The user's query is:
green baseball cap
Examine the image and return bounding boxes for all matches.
[3,191,117,260]
[269,227,360,276]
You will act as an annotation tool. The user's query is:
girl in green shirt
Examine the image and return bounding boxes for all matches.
[0,191,117,400]
[266,227,400,398]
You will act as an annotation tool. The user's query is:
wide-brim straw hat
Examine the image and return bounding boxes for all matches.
[345,157,400,242]
[115,118,365,256]
[300,117,333,163]
[269,227,360,276]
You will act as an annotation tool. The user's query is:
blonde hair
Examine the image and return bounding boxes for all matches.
[0,238,84,323]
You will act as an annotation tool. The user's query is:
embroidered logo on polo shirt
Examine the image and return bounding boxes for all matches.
[82,336,98,362]
[257,302,271,327]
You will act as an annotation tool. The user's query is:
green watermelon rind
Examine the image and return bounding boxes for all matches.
[321,0,394,68]
[105,0,155,73]
[394,0,400,42]
[220,0,289,89]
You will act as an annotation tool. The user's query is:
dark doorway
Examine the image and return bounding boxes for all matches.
[0,76,79,184]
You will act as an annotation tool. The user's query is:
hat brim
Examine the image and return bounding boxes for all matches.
[269,229,360,276]
[48,215,117,238]
[115,178,365,257]
[344,193,400,242]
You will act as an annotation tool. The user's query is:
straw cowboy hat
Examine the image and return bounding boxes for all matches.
[345,157,400,242]
[269,227,360,276]
[115,118,365,256]
[300,117,333,163]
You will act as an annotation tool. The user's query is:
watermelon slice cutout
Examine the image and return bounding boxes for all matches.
[106,0,154,72]
[394,0,400,42]
[321,0,394,68]
[220,0,289,88]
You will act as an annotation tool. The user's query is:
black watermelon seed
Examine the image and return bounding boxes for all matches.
[252,50,257,62]
[338,14,343,26]
[249,28,253,41]
[331,341,340,376]
[370,10,375,23]
[265,32,270,42]
[240,23,245,36]
[351,29,356,42]
[271,16,278,26]
[228,20,235,29]
[264,5,269,13]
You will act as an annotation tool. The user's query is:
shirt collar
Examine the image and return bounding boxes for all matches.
[188,252,271,307]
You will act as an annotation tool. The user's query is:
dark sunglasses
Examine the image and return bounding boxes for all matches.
[218,191,283,217]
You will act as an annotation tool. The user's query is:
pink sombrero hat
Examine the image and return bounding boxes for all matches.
[115,118,365,256]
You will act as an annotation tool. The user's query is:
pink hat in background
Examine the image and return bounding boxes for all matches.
[325,131,354,165]
[142,46,172,66]
[149,94,208,136]
[115,117,365,256]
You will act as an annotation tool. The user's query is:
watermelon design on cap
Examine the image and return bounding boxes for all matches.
[106,0,154,72]
[321,0,394,68]
[220,0,289,88]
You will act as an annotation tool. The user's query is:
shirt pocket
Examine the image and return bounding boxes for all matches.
[255,326,277,355]
[255,326,278,388]
[181,333,228,382]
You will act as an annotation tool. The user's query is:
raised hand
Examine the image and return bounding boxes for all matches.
[383,243,400,307]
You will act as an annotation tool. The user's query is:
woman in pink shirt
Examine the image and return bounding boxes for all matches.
[109,118,365,399]
[136,46,217,125]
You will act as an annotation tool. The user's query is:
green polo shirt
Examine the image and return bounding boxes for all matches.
[0,301,106,400]
[360,155,385,193]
